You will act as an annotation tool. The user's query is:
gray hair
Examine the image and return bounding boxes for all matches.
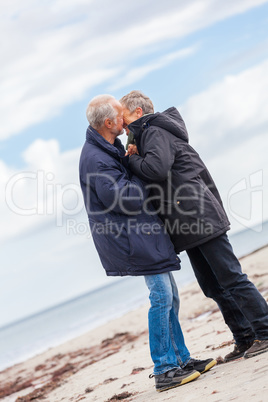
[120,90,154,114]
[86,94,118,129]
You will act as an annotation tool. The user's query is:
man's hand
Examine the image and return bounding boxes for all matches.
[127,144,139,156]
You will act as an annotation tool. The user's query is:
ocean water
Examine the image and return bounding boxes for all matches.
[0,221,268,372]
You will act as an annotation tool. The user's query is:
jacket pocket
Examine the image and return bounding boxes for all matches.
[128,220,177,269]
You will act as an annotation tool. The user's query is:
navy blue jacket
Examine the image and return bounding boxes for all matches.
[79,126,180,276]
[128,107,230,253]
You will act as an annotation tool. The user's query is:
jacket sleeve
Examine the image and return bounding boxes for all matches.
[94,161,149,214]
[128,127,175,182]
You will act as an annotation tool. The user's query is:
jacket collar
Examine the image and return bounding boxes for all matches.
[128,113,154,141]
[86,125,125,159]
[128,108,189,143]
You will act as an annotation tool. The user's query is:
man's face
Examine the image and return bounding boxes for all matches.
[110,105,124,137]
[122,107,141,134]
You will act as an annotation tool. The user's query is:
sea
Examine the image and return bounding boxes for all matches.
[0,221,268,372]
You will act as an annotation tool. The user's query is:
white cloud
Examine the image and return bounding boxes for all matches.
[109,47,197,91]
[216,38,268,77]
[179,58,268,231]
[206,131,268,232]
[180,58,268,152]
[1,0,268,140]
[1,139,83,242]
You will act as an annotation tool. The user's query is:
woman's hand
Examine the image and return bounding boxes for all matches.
[127,144,139,155]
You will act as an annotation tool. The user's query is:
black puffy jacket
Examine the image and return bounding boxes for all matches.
[128,107,230,253]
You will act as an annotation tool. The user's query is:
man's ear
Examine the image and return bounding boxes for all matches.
[135,107,143,118]
[104,118,113,129]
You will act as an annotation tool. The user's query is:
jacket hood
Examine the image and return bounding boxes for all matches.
[129,107,189,143]
[86,125,125,159]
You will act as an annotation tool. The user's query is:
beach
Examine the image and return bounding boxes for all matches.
[1,245,268,402]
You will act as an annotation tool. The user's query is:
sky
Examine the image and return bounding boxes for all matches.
[1,0,268,327]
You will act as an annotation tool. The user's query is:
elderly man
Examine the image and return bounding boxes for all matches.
[79,95,216,392]
[119,90,268,362]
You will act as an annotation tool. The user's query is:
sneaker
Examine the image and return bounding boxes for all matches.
[244,340,268,359]
[150,368,200,392]
[224,341,254,362]
[183,358,217,374]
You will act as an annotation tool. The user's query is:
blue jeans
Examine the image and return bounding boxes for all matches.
[187,233,268,344]
[144,272,190,375]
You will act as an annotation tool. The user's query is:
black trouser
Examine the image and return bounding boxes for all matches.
[186,233,268,344]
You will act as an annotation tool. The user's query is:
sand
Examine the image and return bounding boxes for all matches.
[1,246,268,402]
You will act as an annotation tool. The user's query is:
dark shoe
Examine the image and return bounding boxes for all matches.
[244,340,268,359]
[183,358,217,374]
[224,341,254,362]
[150,368,200,392]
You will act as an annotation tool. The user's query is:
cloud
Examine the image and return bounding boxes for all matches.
[109,47,197,91]
[216,38,268,77]
[180,58,268,154]
[1,139,83,242]
[206,131,268,232]
[179,58,268,230]
[1,0,268,140]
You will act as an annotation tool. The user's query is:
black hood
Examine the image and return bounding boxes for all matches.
[128,107,189,143]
